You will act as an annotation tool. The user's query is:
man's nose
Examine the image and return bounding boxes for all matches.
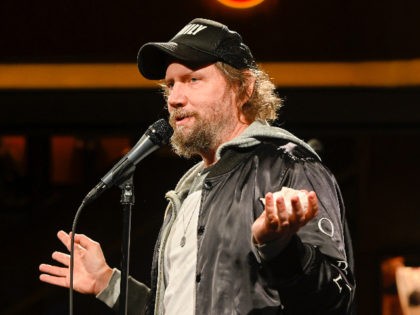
[167,83,187,108]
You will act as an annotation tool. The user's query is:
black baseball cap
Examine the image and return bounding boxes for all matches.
[137,18,256,80]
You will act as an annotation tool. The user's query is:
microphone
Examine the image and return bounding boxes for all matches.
[83,119,173,204]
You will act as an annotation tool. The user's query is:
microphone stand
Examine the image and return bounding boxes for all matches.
[119,175,135,315]
[75,119,172,315]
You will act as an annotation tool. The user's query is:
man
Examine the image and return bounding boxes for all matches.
[39,18,356,314]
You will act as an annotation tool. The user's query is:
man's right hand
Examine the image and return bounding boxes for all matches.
[39,230,113,296]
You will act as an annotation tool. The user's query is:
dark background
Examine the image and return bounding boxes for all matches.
[1,0,420,314]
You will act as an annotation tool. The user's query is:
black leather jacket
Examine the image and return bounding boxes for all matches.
[145,136,356,315]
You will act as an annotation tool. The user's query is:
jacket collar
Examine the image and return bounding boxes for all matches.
[216,120,321,161]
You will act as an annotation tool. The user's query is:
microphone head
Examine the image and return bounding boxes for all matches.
[146,119,173,145]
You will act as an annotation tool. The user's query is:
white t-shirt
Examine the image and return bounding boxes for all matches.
[163,172,207,315]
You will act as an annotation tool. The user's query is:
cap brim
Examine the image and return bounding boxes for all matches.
[137,42,218,80]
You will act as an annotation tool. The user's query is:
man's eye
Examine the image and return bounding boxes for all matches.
[190,77,199,83]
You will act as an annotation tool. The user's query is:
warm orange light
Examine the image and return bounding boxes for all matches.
[217,0,265,9]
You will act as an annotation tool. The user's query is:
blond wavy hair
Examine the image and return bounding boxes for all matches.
[214,62,282,123]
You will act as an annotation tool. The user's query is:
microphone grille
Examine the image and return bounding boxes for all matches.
[146,119,174,145]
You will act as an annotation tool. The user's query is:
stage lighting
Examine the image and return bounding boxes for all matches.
[217,0,265,9]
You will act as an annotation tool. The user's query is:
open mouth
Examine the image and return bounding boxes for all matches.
[175,115,188,122]
[176,116,193,126]
[171,112,196,126]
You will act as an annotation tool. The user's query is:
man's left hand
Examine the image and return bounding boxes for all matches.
[252,190,318,247]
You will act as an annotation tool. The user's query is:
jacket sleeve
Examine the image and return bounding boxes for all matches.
[96,268,151,315]
[258,154,356,314]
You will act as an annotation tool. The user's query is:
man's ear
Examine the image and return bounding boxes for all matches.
[243,70,256,104]
[236,71,256,124]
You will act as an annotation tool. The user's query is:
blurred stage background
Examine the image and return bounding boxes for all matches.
[1,0,420,314]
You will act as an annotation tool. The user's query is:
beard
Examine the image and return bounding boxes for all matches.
[169,97,237,159]
[169,109,219,159]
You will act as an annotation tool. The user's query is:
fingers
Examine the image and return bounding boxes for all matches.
[57,230,71,251]
[52,251,70,266]
[306,191,319,220]
[39,263,69,288]
[267,192,295,230]
[275,197,289,227]
[254,189,319,245]
[274,190,318,230]
[39,263,68,277]
[290,196,305,225]
[289,191,318,227]
[74,233,97,250]
[264,193,279,230]
[39,272,69,288]
[57,230,95,253]
[57,230,77,252]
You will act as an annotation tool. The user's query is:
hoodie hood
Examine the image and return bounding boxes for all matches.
[216,120,321,161]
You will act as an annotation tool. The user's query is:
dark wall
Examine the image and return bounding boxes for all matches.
[1,0,420,63]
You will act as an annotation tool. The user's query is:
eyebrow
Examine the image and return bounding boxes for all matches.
[165,69,201,83]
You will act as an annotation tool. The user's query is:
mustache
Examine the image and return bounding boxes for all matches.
[169,109,198,125]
